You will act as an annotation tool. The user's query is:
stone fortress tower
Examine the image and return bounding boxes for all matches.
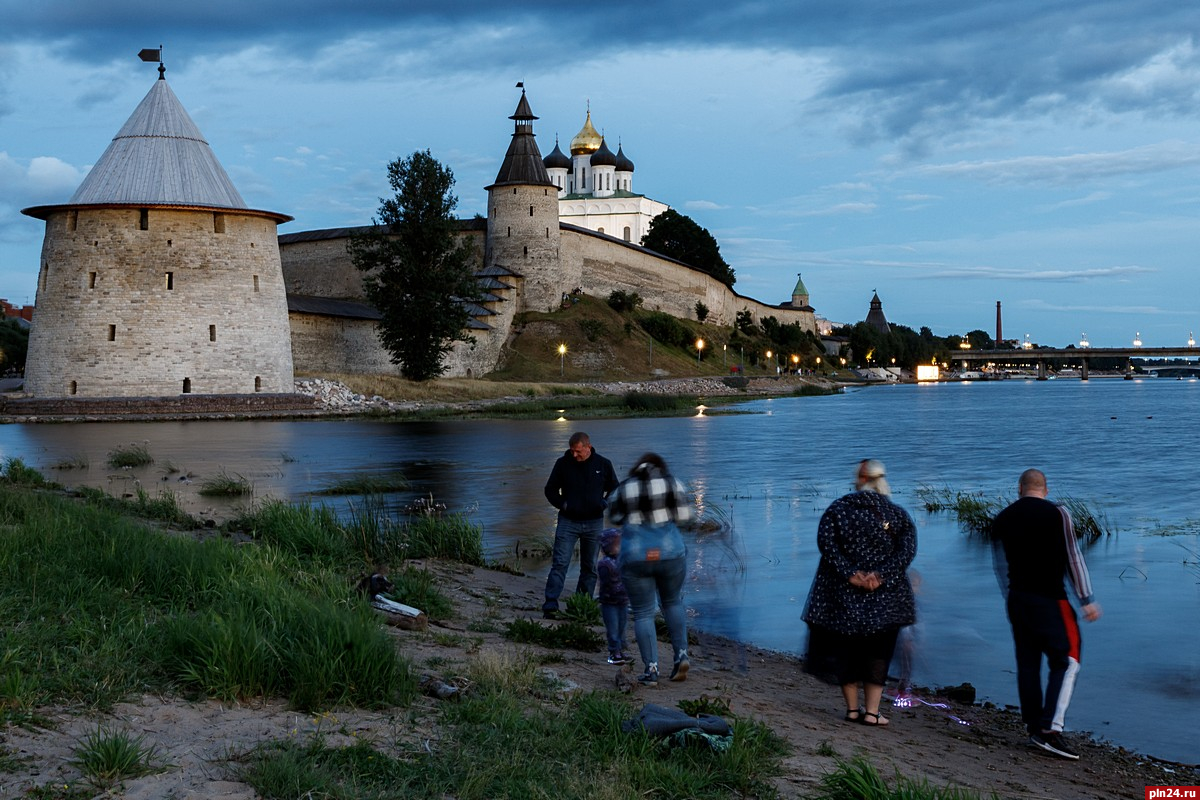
[485,88,563,313]
[21,60,295,398]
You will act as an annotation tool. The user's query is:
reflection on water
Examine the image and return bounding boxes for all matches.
[1,379,1198,761]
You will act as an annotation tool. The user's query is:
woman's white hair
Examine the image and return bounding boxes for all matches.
[856,459,890,496]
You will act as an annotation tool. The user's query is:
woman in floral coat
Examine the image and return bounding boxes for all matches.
[802,459,916,727]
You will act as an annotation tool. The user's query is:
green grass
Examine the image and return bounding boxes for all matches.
[810,757,999,799]
[314,472,409,496]
[235,654,789,800]
[1,456,51,486]
[0,482,415,717]
[231,495,486,570]
[916,485,1114,541]
[198,469,254,496]
[503,618,604,651]
[106,443,153,468]
[49,454,90,471]
[71,726,164,786]
[387,564,454,619]
[561,592,601,625]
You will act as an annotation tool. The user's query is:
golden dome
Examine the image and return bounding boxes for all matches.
[569,110,602,156]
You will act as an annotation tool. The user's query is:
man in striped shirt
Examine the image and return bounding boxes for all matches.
[993,468,1102,761]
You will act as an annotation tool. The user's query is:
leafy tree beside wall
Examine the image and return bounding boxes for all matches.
[641,209,736,288]
[348,150,482,381]
[0,318,28,374]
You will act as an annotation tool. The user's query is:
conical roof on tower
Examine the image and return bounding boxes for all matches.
[23,77,289,222]
[489,89,554,188]
[792,273,809,298]
[865,290,891,335]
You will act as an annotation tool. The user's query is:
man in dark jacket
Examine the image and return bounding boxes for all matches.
[993,468,1102,761]
[542,431,618,618]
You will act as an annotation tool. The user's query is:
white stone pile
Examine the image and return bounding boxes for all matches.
[294,378,411,411]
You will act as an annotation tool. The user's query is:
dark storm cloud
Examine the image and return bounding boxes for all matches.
[3,0,1198,148]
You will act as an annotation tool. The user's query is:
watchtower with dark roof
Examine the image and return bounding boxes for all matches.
[485,88,562,312]
[21,66,295,398]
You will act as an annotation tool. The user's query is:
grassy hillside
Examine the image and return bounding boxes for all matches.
[491,295,753,383]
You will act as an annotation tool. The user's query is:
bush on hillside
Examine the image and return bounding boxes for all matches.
[638,311,690,349]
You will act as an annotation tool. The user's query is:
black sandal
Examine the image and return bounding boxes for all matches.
[860,711,889,727]
[844,707,863,723]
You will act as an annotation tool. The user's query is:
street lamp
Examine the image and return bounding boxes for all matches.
[765,350,772,374]
[1133,331,1142,348]
[1189,331,1196,348]
[722,343,727,368]
[557,343,567,376]
[696,337,705,366]
[791,354,799,374]
[1080,333,1089,348]
[815,356,821,371]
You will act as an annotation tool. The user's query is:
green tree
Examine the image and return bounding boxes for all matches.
[0,318,28,374]
[641,209,735,287]
[348,150,482,381]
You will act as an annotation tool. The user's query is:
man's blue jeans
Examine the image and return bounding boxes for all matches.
[542,515,602,612]
[621,555,688,670]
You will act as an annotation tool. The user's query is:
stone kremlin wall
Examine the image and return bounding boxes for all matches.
[25,207,295,397]
[278,221,814,380]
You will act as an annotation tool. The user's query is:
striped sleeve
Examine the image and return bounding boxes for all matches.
[1059,505,1095,606]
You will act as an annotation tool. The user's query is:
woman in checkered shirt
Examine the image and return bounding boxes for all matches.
[608,452,695,687]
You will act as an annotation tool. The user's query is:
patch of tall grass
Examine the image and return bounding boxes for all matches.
[388,564,453,619]
[70,726,164,787]
[106,443,153,468]
[237,657,789,800]
[916,485,1113,541]
[811,756,999,799]
[0,483,414,716]
[233,495,485,569]
[1,456,51,486]
[313,472,409,496]
[198,469,253,496]
[623,391,696,413]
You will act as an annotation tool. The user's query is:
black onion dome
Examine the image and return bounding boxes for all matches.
[590,138,617,167]
[544,138,571,170]
[615,144,635,173]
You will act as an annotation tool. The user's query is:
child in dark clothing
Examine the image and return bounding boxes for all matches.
[597,528,631,664]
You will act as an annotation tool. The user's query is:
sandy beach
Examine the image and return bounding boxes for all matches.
[1,559,1193,799]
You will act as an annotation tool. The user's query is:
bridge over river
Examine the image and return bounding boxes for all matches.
[954,346,1200,380]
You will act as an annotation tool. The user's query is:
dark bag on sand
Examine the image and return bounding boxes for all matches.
[621,703,732,737]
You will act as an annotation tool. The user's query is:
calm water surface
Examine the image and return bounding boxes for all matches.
[2,378,1197,763]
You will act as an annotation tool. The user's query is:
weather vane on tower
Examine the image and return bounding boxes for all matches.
[138,46,165,79]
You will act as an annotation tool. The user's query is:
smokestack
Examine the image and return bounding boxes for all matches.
[996,301,1003,343]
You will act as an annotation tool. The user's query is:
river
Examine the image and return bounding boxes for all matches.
[1,377,1197,763]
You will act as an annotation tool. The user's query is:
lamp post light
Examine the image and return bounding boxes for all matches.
[722,343,727,369]
[696,337,705,366]
[558,343,567,376]
[1189,331,1196,348]
[765,350,772,374]
[1133,331,1142,348]
[815,356,822,372]
[791,354,799,374]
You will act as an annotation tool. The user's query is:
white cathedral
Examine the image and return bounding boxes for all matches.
[543,109,670,244]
